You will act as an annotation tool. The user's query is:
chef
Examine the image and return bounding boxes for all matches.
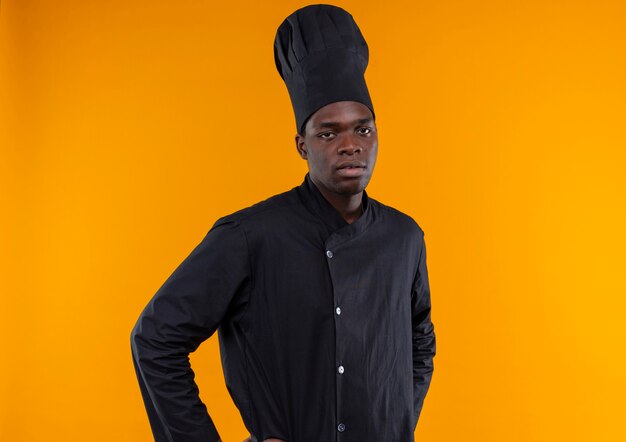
[131,4,436,442]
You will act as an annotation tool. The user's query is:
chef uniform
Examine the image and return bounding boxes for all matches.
[131,4,436,442]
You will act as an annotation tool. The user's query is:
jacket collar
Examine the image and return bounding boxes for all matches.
[296,172,374,242]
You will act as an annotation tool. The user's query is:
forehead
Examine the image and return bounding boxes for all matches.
[307,101,373,127]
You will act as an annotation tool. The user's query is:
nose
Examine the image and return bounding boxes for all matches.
[337,133,362,155]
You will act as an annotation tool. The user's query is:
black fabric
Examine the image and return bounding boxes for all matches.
[131,172,436,442]
[274,4,375,134]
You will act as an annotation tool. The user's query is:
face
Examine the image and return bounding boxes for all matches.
[295,101,378,197]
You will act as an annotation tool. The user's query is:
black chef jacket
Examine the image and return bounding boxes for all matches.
[130,172,436,442]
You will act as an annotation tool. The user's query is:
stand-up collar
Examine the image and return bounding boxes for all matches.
[296,172,375,244]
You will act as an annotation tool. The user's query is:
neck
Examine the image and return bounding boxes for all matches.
[314,180,364,225]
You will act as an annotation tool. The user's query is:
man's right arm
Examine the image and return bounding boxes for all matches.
[130,217,251,442]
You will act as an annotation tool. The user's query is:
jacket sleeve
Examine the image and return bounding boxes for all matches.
[411,230,436,429]
[130,217,251,442]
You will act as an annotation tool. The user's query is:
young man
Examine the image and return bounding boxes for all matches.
[131,5,436,442]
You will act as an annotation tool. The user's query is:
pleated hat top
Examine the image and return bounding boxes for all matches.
[273,4,375,134]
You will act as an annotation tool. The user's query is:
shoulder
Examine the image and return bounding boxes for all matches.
[371,197,425,238]
[210,185,300,229]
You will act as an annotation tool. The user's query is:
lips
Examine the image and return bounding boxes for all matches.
[336,162,367,177]
[337,161,366,170]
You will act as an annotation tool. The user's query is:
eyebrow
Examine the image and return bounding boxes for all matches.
[317,117,373,129]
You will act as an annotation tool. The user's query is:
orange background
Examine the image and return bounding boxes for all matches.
[1,0,625,441]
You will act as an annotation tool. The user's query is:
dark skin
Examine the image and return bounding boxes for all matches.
[236,102,378,442]
[295,100,378,224]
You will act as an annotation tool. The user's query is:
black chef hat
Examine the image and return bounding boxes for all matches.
[274,4,375,135]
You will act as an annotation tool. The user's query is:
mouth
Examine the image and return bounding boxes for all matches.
[337,161,367,170]
[336,164,367,177]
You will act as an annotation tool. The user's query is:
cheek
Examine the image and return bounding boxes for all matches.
[367,145,378,166]
[305,151,329,171]
[307,146,333,164]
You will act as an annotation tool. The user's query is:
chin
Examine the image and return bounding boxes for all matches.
[335,177,368,195]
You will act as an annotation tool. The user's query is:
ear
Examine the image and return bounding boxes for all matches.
[295,133,307,159]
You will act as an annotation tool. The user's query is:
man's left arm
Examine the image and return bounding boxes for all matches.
[411,230,437,429]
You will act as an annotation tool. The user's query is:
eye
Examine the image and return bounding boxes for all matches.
[357,127,372,135]
[318,131,335,139]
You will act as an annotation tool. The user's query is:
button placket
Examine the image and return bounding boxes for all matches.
[326,240,348,436]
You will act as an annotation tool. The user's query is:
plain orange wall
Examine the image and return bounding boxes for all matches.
[1,0,625,441]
